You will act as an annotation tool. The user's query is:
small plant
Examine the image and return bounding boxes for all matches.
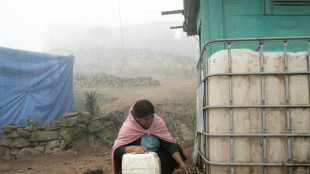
[26,112,42,128]
[84,90,100,116]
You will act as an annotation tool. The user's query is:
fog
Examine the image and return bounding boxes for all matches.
[0,0,199,76]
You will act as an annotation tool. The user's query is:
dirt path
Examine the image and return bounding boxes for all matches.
[0,137,195,174]
[101,77,196,113]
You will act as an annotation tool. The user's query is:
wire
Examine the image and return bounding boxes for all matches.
[194,35,199,41]
[117,0,126,73]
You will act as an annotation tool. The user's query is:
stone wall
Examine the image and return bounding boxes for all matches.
[73,74,160,88]
[0,111,123,162]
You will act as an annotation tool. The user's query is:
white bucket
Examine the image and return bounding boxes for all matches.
[122,152,161,174]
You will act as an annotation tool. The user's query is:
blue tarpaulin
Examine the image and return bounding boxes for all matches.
[0,47,74,132]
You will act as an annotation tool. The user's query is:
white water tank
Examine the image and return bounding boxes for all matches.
[202,49,310,174]
[122,152,161,174]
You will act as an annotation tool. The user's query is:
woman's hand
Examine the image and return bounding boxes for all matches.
[172,152,191,173]
[125,145,148,154]
[179,161,191,174]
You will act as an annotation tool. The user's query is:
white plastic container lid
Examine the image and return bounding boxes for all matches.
[122,152,161,174]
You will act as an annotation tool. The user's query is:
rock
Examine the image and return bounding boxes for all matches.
[96,126,117,146]
[62,112,80,118]
[34,146,45,152]
[61,133,72,146]
[29,131,60,142]
[6,131,21,138]
[53,148,63,154]
[2,124,21,133]
[78,124,88,133]
[91,116,104,122]
[17,129,32,138]
[60,127,82,140]
[79,112,91,124]
[12,138,30,148]
[58,115,79,127]
[15,147,41,159]
[44,148,53,154]
[46,120,60,131]
[38,142,46,146]
[31,141,39,146]
[0,146,10,162]
[107,111,124,129]
[44,140,60,153]
[95,128,112,140]
[11,148,22,156]
[102,121,113,127]
[0,146,8,157]
[0,136,12,147]
[87,120,105,133]
[24,127,37,132]
[60,140,65,150]
[84,165,103,174]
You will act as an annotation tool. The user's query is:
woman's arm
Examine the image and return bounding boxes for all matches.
[115,145,148,158]
[159,139,190,173]
[114,138,144,157]
[125,145,148,154]
[172,151,190,173]
[114,145,127,157]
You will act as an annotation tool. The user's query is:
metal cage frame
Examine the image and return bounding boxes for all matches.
[196,37,310,174]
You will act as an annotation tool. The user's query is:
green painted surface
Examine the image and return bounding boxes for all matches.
[198,0,310,57]
[265,0,310,15]
[223,0,264,15]
[199,0,210,53]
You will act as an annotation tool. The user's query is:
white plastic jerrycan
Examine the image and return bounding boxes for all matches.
[122,152,161,174]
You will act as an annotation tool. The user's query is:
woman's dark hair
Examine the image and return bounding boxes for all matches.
[132,99,155,118]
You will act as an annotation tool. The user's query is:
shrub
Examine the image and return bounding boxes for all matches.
[26,112,42,128]
[84,91,100,116]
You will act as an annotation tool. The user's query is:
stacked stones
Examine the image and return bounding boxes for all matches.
[0,111,123,162]
[73,74,160,88]
[0,124,60,162]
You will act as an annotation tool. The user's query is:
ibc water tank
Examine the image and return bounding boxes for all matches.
[122,152,161,174]
[201,49,309,174]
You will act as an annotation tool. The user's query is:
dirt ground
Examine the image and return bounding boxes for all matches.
[0,137,195,174]
[74,76,197,114]
[0,76,197,174]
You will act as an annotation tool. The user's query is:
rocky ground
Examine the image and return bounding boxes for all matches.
[0,75,197,174]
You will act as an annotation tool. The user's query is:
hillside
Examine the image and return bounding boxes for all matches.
[52,48,197,79]
[0,23,199,173]
[0,50,198,173]
[71,49,198,146]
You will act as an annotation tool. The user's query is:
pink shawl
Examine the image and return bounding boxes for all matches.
[111,107,176,174]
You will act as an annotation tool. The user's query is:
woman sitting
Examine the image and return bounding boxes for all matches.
[111,99,190,174]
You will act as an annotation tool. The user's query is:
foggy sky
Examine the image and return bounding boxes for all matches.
[0,0,190,52]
